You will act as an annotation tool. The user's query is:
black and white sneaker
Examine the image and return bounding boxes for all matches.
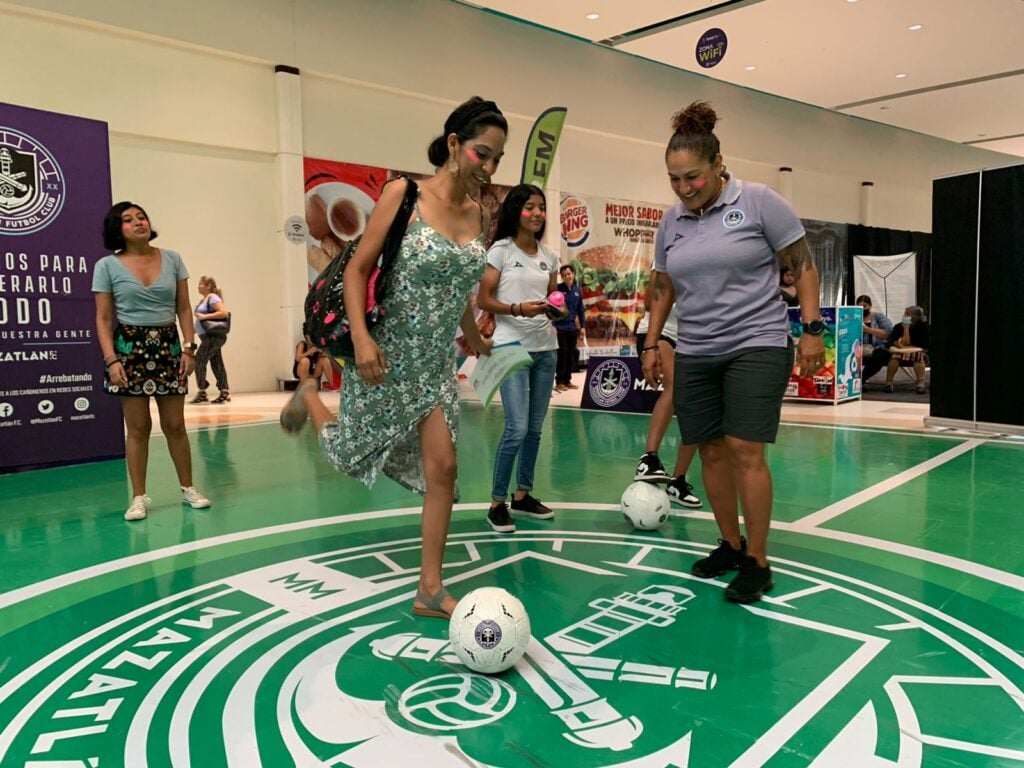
[666,476,702,508]
[634,452,669,482]
[487,502,516,533]
[510,493,554,520]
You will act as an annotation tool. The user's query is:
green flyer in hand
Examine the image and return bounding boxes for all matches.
[470,342,533,406]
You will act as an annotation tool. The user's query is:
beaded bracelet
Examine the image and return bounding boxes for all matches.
[642,346,659,352]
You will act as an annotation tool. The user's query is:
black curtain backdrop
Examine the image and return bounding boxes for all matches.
[845,225,933,315]
[976,165,1024,427]
[930,173,980,423]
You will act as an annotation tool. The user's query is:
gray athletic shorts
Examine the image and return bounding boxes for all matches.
[673,340,793,444]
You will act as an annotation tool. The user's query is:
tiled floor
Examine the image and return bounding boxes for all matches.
[1,375,1021,767]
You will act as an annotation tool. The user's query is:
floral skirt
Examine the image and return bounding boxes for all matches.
[105,323,187,397]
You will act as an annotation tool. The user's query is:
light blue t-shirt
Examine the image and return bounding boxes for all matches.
[91,249,189,326]
[654,174,805,356]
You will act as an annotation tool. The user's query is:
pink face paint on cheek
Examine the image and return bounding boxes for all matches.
[691,177,707,191]
[465,149,481,163]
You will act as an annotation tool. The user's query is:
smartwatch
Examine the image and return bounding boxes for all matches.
[183,342,198,352]
[802,319,826,336]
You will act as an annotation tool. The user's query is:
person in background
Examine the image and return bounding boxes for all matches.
[885,305,930,394]
[642,101,824,604]
[278,97,504,620]
[478,183,567,534]
[294,337,334,387]
[93,201,211,521]
[779,266,799,307]
[855,294,893,383]
[633,264,701,508]
[191,275,231,404]
[553,264,585,392]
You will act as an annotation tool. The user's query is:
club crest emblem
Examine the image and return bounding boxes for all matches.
[0,127,66,235]
[722,209,745,228]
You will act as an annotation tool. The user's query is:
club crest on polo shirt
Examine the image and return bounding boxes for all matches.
[722,209,745,229]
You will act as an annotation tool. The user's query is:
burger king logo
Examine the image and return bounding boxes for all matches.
[560,195,590,248]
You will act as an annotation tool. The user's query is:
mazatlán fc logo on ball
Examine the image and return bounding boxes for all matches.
[0,127,66,235]
[560,195,590,248]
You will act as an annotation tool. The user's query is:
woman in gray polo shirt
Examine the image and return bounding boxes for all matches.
[642,101,824,604]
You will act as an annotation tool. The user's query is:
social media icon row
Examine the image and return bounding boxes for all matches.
[0,398,90,417]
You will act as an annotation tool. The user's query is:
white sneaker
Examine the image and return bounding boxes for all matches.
[181,486,211,509]
[124,494,151,521]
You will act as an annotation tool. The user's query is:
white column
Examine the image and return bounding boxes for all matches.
[859,181,874,226]
[542,150,563,261]
[274,65,307,381]
[777,166,793,202]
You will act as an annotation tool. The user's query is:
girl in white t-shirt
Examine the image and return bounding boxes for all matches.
[478,184,566,533]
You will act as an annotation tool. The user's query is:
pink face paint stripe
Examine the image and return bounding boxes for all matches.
[692,177,707,190]
[465,149,480,162]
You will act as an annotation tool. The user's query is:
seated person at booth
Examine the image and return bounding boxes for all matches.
[779,266,799,307]
[294,338,333,387]
[856,294,893,381]
[885,305,930,394]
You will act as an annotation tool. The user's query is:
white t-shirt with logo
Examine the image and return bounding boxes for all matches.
[487,238,559,352]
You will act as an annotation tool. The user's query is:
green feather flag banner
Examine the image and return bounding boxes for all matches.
[520,107,567,189]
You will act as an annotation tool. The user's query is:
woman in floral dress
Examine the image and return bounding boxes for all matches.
[281,97,506,619]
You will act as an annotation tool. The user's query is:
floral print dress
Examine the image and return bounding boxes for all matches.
[318,202,486,497]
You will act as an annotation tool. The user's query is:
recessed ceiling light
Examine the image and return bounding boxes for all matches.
[745,65,756,71]
[586,13,600,20]
[895,73,908,78]
[908,24,923,31]
[846,0,857,4]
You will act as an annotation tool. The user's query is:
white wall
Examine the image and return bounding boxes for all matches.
[2,0,1015,391]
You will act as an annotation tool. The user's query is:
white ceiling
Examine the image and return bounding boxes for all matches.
[462,0,1024,158]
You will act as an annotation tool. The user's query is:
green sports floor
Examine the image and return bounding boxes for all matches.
[1,403,1022,767]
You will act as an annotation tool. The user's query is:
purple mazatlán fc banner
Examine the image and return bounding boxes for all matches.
[0,102,123,472]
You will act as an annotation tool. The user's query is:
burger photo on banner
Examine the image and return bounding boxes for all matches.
[560,194,664,356]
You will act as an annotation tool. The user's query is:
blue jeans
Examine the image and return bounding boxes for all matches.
[491,349,556,500]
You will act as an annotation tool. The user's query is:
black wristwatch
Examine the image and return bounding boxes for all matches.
[802,319,826,336]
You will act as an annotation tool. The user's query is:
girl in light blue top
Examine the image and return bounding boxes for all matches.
[92,202,211,521]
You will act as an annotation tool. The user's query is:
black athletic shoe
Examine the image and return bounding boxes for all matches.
[666,476,702,508]
[725,556,774,604]
[634,452,669,482]
[487,502,516,533]
[691,537,747,578]
[510,493,554,520]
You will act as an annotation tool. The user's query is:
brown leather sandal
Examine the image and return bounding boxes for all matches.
[279,379,319,433]
[413,586,455,619]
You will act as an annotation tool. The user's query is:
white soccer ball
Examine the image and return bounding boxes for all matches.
[621,481,671,530]
[448,587,531,675]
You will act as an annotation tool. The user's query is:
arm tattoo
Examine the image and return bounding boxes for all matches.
[779,237,813,281]
[652,272,671,300]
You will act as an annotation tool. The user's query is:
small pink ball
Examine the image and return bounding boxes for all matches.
[547,291,565,307]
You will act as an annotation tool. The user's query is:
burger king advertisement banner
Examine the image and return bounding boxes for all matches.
[560,194,664,356]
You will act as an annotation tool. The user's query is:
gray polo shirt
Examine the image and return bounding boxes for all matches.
[654,174,805,356]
